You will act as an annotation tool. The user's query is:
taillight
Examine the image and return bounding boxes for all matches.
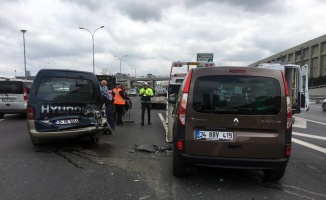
[27,106,34,120]
[286,145,292,156]
[178,93,188,125]
[23,87,28,101]
[183,69,193,93]
[178,70,193,125]
[177,140,184,151]
[281,71,292,129]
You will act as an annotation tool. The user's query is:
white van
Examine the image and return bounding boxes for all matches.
[0,79,33,118]
[256,62,309,113]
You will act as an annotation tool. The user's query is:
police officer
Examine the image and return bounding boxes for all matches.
[139,82,153,126]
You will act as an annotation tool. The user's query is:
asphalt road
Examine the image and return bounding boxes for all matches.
[0,98,325,200]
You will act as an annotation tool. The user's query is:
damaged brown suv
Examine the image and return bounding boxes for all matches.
[169,67,292,181]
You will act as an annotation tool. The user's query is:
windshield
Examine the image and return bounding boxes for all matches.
[36,77,96,103]
[192,75,281,115]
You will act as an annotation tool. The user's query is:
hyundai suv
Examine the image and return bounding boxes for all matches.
[169,67,292,181]
[27,69,109,145]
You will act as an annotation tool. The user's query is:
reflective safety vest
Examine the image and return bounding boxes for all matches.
[113,88,125,105]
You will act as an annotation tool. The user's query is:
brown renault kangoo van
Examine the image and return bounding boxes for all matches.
[169,67,292,181]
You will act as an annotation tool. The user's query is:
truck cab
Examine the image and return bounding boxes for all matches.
[256,62,309,114]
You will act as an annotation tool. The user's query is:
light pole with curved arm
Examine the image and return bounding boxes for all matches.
[79,26,104,74]
[114,55,128,74]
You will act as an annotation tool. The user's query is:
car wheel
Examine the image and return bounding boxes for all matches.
[264,167,286,181]
[173,149,186,177]
[322,103,326,111]
[0,113,4,119]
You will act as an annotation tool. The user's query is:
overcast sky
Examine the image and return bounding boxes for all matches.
[1,0,326,78]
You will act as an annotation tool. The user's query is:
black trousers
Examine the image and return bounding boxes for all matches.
[115,104,125,125]
[141,101,151,124]
[105,103,115,130]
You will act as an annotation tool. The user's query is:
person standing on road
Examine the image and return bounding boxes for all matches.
[100,80,115,134]
[113,83,130,126]
[139,82,154,126]
[112,83,121,122]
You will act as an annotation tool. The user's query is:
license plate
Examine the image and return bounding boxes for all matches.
[55,119,79,125]
[2,98,15,102]
[196,130,234,141]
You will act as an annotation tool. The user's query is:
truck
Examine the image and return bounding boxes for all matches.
[150,81,168,108]
[256,62,309,114]
[165,61,215,142]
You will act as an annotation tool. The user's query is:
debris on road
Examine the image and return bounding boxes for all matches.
[129,144,173,153]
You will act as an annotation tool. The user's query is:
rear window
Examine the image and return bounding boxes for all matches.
[36,77,96,103]
[192,75,281,115]
[0,81,23,94]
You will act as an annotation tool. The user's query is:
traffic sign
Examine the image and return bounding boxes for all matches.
[197,53,213,62]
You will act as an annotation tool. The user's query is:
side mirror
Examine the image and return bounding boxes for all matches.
[168,93,177,104]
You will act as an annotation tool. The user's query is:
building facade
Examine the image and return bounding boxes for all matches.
[248,34,326,78]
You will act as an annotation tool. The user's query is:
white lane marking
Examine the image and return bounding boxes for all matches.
[295,116,326,126]
[158,113,169,142]
[293,132,326,141]
[292,138,326,154]
[158,113,167,132]
[292,117,307,128]
[282,184,326,199]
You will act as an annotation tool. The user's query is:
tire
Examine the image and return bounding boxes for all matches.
[0,113,4,119]
[264,167,286,181]
[322,103,326,111]
[173,149,186,177]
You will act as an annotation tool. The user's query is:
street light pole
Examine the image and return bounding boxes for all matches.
[130,65,140,78]
[79,26,104,74]
[114,55,128,74]
[20,30,27,77]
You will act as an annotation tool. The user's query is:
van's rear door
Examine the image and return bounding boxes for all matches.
[184,67,287,159]
[34,102,97,132]
[0,81,25,110]
[32,76,99,132]
[300,64,309,111]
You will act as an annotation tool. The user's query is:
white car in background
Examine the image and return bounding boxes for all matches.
[0,79,33,118]
[127,88,137,96]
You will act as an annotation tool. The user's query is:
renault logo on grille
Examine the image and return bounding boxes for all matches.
[233,118,239,126]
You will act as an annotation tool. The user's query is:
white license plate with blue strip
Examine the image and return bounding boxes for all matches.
[196,130,234,141]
